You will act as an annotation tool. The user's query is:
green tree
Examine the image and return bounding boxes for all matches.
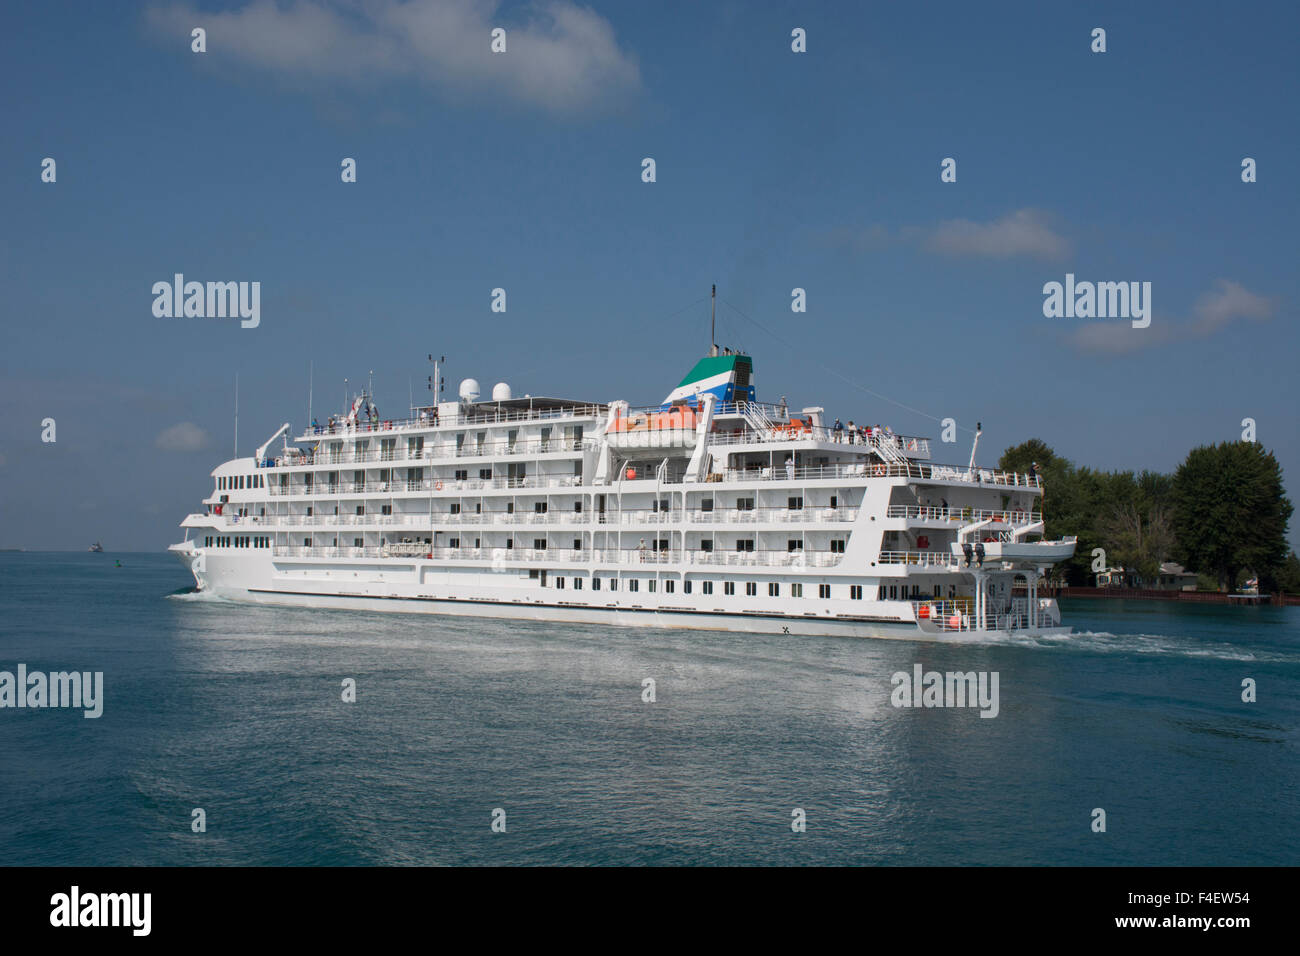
[1276,551,1300,594]
[1171,442,1293,591]
[999,440,1102,584]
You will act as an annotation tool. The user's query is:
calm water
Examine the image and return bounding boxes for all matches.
[1,552,1296,866]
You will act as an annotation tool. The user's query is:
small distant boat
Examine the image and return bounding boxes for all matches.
[89,541,104,553]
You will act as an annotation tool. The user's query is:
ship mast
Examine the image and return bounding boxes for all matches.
[709,284,718,357]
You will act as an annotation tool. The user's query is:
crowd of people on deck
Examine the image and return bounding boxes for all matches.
[829,418,894,445]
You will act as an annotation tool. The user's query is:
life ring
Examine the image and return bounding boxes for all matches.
[435,481,444,491]
[874,464,887,476]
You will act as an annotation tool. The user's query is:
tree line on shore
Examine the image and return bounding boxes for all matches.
[998,439,1297,592]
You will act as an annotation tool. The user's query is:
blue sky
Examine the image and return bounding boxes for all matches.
[2,0,1297,551]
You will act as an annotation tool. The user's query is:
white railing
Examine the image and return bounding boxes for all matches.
[267,474,587,496]
[886,506,1041,524]
[878,550,961,568]
[272,545,845,568]
[912,598,1028,631]
[293,404,607,443]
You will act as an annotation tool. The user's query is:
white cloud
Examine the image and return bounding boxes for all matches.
[1067,279,1275,355]
[145,0,642,115]
[155,422,210,452]
[926,208,1070,260]
[1189,279,1274,336]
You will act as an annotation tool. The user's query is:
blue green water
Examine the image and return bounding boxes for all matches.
[1,552,1296,865]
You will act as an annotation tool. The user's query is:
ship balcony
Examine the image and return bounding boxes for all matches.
[267,474,586,496]
[875,550,963,569]
[884,506,1042,525]
[272,437,592,468]
[294,404,606,443]
[710,461,1039,487]
[272,544,845,569]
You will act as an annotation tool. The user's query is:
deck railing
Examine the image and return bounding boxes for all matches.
[271,545,844,568]
[886,506,1042,524]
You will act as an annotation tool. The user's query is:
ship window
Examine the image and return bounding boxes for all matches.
[657,539,668,551]
[831,539,845,553]
[450,503,461,514]
[476,503,482,513]
[724,582,735,595]
[574,501,583,512]
[573,539,581,550]
[382,505,392,515]
[934,585,942,597]
[683,581,691,594]
[850,586,863,600]
[354,538,363,548]
[819,584,831,599]
[534,539,546,550]
[609,578,617,591]
[556,577,564,589]
[648,580,656,593]
[737,497,754,511]
[529,569,539,579]
[304,538,311,547]
[480,469,492,480]
[879,585,887,599]
[701,497,713,512]
[788,496,803,510]
[746,582,757,596]
[306,507,313,517]
[769,582,779,596]
[356,506,364,516]
[629,579,639,593]
[700,539,713,552]
[449,538,459,548]
[665,580,675,594]
[535,501,547,513]
[593,578,601,591]
[506,538,513,549]
[736,539,754,552]
[574,577,582,590]
[788,540,801,551]
[889,585,897,600]
[506,502,514,514]
[703,581,713,595]
[792,583,803,598]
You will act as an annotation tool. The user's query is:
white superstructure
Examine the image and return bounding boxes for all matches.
[170,347,1076,640]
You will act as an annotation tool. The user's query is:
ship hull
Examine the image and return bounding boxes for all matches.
[169,546,1070,642]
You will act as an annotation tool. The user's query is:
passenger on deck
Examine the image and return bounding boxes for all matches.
[847,420,856,444]
[832,419,844,442]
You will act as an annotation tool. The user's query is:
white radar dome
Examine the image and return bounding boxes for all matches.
[492,382,512,401]
[458,378,480,402]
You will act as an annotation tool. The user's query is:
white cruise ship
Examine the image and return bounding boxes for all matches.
[170,347,1076,640]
